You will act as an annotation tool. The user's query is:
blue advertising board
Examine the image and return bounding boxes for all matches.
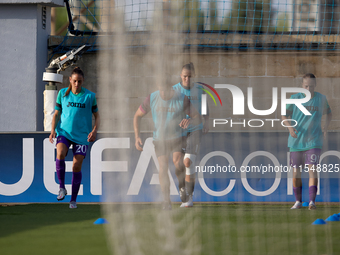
[0,132,339,203]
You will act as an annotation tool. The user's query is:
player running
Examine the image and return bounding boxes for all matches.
[282,73,332,210]
[134,83,199,210]
[49,67,100,209]
[173,63,209,207]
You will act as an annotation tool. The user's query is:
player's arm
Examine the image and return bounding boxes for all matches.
[282,111,298,138]
[179,96,200,129]
[203,102,209,134]
[134,108,147,151]
[323,111,332,138]
[49,91,63,144]
[88,97,100,142]
[323,101,332,138]
[88,112,100,142]
[134,95,150,151]
[49,109,61,143]
[282,97,297,138]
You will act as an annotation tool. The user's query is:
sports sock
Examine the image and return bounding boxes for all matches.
[71,171,82,202]
[56,159,66,189]
[293,186,302,202]
[175,168,186,190]
[185,180,195,196]
[309,185,317,203]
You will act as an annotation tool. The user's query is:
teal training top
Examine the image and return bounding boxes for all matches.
[286,92,331,151]
[140,90,190,141]
[55,87,98,145]
[172,82,204,132]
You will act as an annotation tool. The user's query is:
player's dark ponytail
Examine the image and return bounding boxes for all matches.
[64,67,85,97]
[182,62,195,75]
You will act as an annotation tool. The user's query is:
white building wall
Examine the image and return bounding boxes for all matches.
[0,1,63,131]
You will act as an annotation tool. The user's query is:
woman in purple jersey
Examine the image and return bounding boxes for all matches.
[49,67,100,209]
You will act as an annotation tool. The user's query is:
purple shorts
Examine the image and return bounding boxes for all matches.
[56,136,88,158]
[290,148,321,167]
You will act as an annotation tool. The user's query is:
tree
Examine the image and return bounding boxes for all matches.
[223,0,272,32]
[275,12,290,32]
[181,0,205,31]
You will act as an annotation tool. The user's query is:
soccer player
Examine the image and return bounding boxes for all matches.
[49,67,100,209]
[173,63,209,207]
[282,73,332,210]
[134,83,199,210]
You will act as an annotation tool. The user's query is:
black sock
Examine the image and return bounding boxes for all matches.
[185,180,195,196]
[176,168,186,190]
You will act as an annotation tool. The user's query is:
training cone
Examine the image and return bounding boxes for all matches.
[328,215,339,221]
[94,218,109,224]
[325,215,339,222]
[302,202,309,207]
[312,219,327,225]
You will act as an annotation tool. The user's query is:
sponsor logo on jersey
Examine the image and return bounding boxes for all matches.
[67,102,86,108]
[305,106,319,112]
[188,96,198,100]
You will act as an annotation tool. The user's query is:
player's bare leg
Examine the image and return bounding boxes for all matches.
[183,156,196,207]
[291,167,302,209]
[308,164,318,210]
[158,155,171,210]
[173,151,187,203]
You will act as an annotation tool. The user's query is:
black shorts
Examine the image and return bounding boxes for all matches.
[153,137,186,157]
[185,130,202,155]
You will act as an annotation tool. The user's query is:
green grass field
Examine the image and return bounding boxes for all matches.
[1,203,340,255]
[0,204,109,255]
